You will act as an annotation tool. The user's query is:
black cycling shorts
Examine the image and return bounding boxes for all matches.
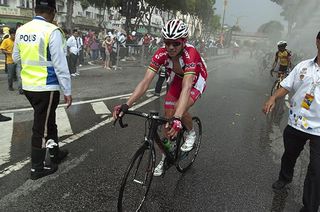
[278,65,288,73]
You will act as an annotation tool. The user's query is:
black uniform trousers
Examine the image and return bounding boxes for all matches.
[24,90,60,149]
[279,125,320,212]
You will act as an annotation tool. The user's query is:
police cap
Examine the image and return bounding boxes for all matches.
[35,0,56,10]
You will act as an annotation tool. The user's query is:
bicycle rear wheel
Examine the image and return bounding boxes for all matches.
[176,117,202,173]
[117,143,155,212]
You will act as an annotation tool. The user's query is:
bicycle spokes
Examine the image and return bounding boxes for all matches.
[118,146,155,211]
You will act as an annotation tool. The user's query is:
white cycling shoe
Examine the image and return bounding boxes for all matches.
[180,129,196,152]
[153,161,164,176]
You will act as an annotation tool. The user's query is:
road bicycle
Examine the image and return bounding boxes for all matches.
[114,110,202,211]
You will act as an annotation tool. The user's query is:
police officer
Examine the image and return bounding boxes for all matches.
[13,0,72,180]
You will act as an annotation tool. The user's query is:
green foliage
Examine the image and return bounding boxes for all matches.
[257,20,284,41]
[79,0,90,10]
[270,0,284,5]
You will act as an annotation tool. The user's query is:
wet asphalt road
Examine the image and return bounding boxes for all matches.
[0,52,310,211]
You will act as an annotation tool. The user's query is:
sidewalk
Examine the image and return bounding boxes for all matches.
[0,52,228,111]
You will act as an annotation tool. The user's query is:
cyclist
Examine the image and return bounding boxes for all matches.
[270,41,292,77]
[113,19,208,176]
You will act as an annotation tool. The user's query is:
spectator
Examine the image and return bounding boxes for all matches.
[102,35,113,70]
[66,29,80,76]
[77,31,84,67]
[142,33,151,59]
[0,29,17,91]
[90,34,99,61]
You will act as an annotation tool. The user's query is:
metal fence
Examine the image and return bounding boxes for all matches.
[102,43,224,69]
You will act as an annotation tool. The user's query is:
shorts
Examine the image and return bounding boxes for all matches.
[278,65,288,73]
[164,74,206,109]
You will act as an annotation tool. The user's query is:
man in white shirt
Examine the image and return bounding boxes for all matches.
[263,31,320,212]
[67,29,79,76]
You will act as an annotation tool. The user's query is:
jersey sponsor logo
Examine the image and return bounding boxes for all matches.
[20,34,37,42]
[183,49,190,59]
[151,60,160,67]
[185,62,196,69]
[155,52,167,59]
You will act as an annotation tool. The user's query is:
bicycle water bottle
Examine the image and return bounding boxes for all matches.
[162,139,173,152]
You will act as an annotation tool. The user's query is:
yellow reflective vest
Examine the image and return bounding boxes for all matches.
[16,17,62,92]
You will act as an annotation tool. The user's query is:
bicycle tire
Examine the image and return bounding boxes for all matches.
[176,117,202,173]
[117,143,155,212]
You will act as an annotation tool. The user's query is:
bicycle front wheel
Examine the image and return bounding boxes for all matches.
[176,117,202,173]
[117,143,155,212]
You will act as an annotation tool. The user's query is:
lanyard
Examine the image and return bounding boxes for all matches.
[310,67,320,95]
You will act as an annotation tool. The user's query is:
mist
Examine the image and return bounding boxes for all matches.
[283,0,320,58]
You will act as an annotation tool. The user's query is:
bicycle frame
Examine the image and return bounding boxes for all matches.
[114,110,185,169]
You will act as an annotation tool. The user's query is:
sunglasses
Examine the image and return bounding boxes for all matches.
[164,40,182,47]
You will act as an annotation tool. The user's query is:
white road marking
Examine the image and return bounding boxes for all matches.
[0,96,159,179]
[0,87,157,114]
[0,113,13,166]
[56,108,73,137]
[91,102,111,115]
[0,151,91,207]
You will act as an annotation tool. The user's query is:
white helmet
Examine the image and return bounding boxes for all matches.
[161,19,189,40]
[277,40,287,47]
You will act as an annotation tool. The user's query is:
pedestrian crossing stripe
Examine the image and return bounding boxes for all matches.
[91,102,111,115]
[0,113,13,166]
[56,107,73,137]
[0,59,5,70]
[0,96,161,179]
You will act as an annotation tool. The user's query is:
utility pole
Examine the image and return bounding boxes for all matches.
[219,0,227,47]
[221,0,227,34]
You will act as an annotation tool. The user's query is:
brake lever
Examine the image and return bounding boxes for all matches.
[119,117,128,128]
[113,115,128,128]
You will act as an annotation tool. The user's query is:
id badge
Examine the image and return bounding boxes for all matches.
[301,93,314,110]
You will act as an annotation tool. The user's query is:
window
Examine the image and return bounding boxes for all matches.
[86,11,91,18]
[57,5,63,12]
[0,0,8,5]
[20,0,25,7]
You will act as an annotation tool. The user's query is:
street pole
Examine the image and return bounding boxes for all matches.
[219,0,227,48]
[221,0,227,34]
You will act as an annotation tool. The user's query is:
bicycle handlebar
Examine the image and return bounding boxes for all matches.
[113,110,169,128]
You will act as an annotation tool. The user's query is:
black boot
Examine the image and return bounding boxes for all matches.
[49,146,69,164]
[30,148,58,180]
[0,114,11,122]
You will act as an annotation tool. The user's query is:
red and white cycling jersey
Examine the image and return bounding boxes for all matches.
[148,44,208,88]
[148,44,207,109]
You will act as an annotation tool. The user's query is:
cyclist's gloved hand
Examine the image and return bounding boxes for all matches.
[167,117,183,138]
[171,118,183,132]
[113,104,129,119]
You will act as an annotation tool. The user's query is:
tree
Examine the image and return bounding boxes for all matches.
[66,0,75,30]
[270,0,305,34]
[231,25,241,32]
[85,0,120,28]
[80,0,90,11]
[258,20,284,42]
